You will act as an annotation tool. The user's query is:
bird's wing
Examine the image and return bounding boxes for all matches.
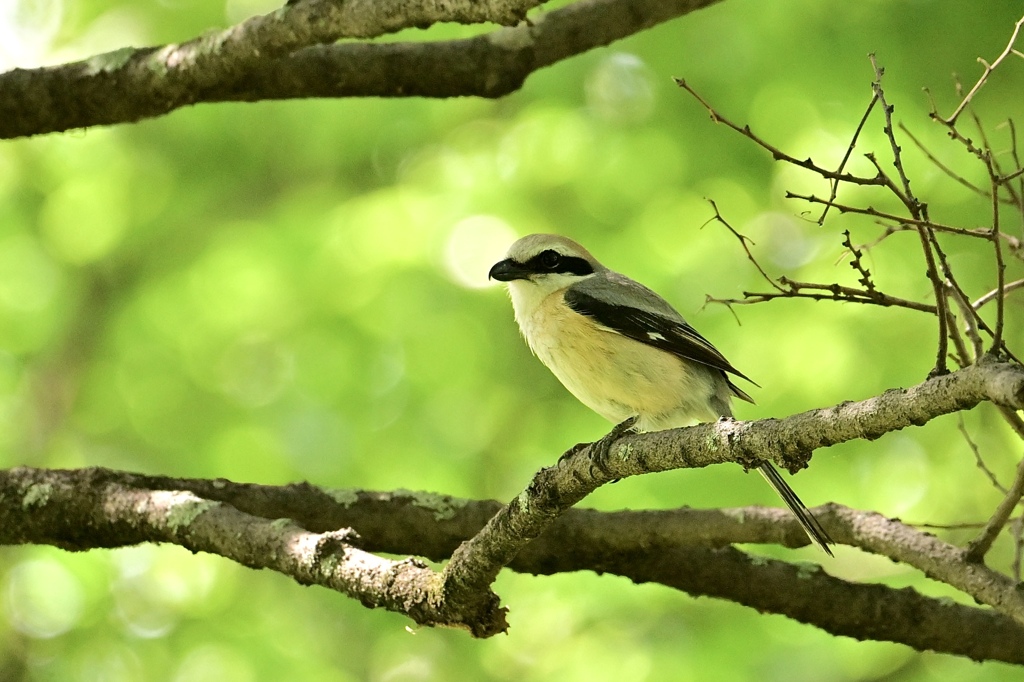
[563,285,756,389]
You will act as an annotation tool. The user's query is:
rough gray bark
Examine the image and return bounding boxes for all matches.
[0,0,722,139]
[2,360,1023,657]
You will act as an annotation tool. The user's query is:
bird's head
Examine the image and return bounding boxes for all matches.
[488,234,602,296]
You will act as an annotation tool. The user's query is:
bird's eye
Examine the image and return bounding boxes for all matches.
[539,250,561,270]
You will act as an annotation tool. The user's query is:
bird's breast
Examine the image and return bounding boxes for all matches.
[511,287,720,428]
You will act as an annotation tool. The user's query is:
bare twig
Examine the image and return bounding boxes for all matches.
[841,230,878,293]
[905,521,987,530]
[786,194,1002,242]
[944,304,973,369]
[675,78,888,187]
[898,122,1003,203]
[1003,165,1024,184]
[819,93,881,223]
[958,414,1007,493]
[987,163,1009,353]
[999,407,1024,442]
[1012,516,1024,582]
[947,282,985,361]
[715,278,938,314]
[682,45,1023,379]
[974,278,1024,310]
[972,114,1024,209]
[1003,119,1024,233]
[700,201,927,316]
[966,451,1024,562]
[852,223,907,253]
[785,193,989,235]
[870,55,949,374]
[870,58,916,204]
[925,229,1020,363]
[703,199,785,291]
[940,16,1024,126]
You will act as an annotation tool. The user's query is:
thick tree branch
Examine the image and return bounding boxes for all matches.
[434,360,1024,624]
[0,466,506,635]
[826,505,1024,625]
[0,0,722,139]
[594,546,1024,665]
[2,467,1024,662]
[1,361,1022,652]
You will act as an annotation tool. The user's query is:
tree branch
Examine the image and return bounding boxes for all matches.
[592,546,1024,665]
[0,0,723,139]
[434,361,1024,616]
[827,504,1024,624]
[2,361,1022,651]
[938,15,1024,126]
[3,467,1024,662]
[966,452,1024,562]
[0,466,507,635]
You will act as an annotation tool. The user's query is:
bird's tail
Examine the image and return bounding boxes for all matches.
[757,463,834,556]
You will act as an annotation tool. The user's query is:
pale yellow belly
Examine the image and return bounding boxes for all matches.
[518,290,721,430]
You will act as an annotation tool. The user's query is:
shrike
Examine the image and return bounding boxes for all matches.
[489,233,833,555]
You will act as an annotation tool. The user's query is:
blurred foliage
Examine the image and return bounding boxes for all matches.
[1,0,1024,679]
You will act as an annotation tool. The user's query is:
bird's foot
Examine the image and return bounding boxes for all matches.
[558,416,638,476]
[586,417,638,478]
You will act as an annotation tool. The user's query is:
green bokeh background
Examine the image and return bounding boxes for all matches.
[2,0,1024,679]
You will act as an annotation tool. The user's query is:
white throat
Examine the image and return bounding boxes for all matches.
[506,273,589,326]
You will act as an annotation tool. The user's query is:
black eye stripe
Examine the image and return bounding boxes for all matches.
[523,252,594,276]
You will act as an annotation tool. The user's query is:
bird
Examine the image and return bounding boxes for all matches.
[488,233,833,555]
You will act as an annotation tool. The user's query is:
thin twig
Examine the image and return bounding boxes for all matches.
[1004,119,1024,234]
[898,121,1003,203]
[966,451,1024,562]
[871,57,916,203]
[783,193,988,238]
[969,109,1020,200]
[841,230,878,292]
[940,16,1024,126]
[975,116,1023,208]
[871,55,949,375]
[864,221,1024,256]
[1012,516,1023,582]
[944,304,972,369]
[819,93,880,223]
[675,78,888,187]
[987,160,1008,352]
[1003,165,1024,183]
[905,521,988,530]
[714,277,938,314]
[947,282,985,360]
[863,151,911,206]
[974,278,1024,310]
[958,414,1007,494]
[926,230,1019,364]
[703,199,784,292]
[854,223,902,251]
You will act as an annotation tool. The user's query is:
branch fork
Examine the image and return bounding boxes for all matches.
[4,361,1022,644]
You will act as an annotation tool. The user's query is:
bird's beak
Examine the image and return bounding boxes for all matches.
[488,259,531,282]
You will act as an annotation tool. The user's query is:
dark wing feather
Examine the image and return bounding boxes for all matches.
[564,288,757,390]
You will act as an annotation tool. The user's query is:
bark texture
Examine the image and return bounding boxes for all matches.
[2,361,1023,658]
